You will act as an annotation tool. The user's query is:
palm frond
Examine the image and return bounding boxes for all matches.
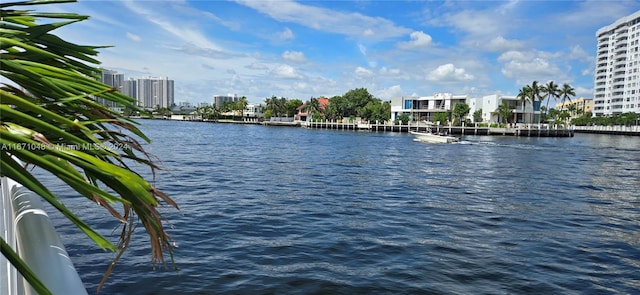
[1,0,178,292]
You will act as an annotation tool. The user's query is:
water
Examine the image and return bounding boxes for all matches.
[42,120,639,294]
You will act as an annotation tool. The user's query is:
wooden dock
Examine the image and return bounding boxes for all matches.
[303,121,575,137]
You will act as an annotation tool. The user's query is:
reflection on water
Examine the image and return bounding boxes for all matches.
[40,121,639,294]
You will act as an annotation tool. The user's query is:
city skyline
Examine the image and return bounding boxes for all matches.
[101,70,175,108]
[53,1,639,105]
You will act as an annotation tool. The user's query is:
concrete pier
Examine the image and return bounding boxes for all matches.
[303,121,575,137]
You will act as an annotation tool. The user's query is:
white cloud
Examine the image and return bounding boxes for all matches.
[427,64,474,82]
[271,64,302,79]
[355,66,373,77]
[379,67,401,75]
[283,50,306,63]
[167,44,238,59]
[552,0,638,28]
[126,32,142,42]
[246,63,269,71]
[377,85,403,99]
[484,36,524,52]
[501,58,560,83]
[123,0,222,51]
[279,27,295,40]
[439,10,503,37]
[235,0,411,40]
[568,45,591,62]
[358,44,367,56]
[498,50,527,62]
[498,50,569,84]
[574,86,592,98]
[398,31,433,49]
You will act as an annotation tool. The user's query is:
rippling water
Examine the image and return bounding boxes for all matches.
[44,120,639,294]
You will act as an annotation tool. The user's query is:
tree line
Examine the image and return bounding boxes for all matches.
[492,80,576,125]
[262,88,391,122]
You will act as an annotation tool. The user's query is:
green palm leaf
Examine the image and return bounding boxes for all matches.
[1,0,178,293]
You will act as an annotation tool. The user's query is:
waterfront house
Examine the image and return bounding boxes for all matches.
[243,103,265,122]
[391,93,468,123]
[473,94,532,124]
[391,93,535,124]
[295,97,329,121]
[170,105,200,121]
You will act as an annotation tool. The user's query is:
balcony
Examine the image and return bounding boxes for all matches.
[615,36,628,43]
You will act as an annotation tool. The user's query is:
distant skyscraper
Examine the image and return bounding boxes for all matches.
[136,76,174,109]
[122,78,137,100]
[593,10,640,116]
[213,94,239,107]
[99,69,124,107]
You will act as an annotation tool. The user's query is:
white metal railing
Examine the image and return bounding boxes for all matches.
[573,125,640,133]
[1,176,87,295]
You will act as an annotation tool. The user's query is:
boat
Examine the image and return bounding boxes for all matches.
[409,130,459,143]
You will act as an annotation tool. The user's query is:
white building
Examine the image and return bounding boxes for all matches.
[243,103,264,120]
[594,10,640,116]
[99,69,123,107]
[122,78,137,100]
[477,94,531,124]
[137,76,174,109]
[391,93,533,124]
[391,93,468,123]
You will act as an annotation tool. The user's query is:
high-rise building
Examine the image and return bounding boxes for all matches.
[122,78,137,100]
[99,71,174,109]
[213,94,239,107]
[99,69,124,107]
[136,76,175,109]
[593,10,640,116]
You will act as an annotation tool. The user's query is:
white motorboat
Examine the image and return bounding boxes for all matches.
[409,130,459,143]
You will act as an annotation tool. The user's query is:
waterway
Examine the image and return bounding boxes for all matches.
[45,119,639,294]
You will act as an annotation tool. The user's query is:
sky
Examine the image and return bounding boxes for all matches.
[45,0,640,105]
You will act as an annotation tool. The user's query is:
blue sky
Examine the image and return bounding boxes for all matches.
[49,0,639,105]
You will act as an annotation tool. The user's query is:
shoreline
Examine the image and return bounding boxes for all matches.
[131,117,640,136]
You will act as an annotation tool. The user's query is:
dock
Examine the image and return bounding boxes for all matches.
[573,125,640,136]
[303,121,575,137]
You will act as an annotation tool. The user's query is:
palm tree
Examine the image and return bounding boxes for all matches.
[1,1,177,293]
[542,81,559,122]
[567,104,577,119]
[558,83,576,112]
[236,96,248,118]
[529,80,543,125]
[516,85,531,124]
[276,97,288,117]
[306,97,322,120]
[497,102,514,125]
[264,96,275,111]
[558,83,576,127]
